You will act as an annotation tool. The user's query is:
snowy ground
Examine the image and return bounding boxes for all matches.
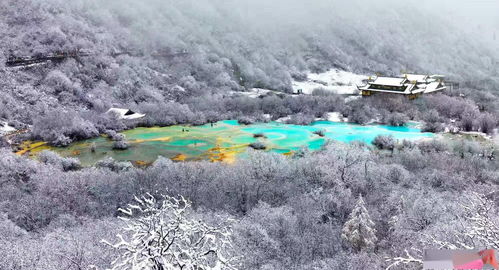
[229,88,282,98]
[292,69,368,95]
[229,88,285,98]
[276,112,347,123]
[229,69,368,98]
[0,121,16,136]
[493,131,499,145]
[323,112,347,122]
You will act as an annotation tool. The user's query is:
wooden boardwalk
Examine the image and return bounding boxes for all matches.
[6,50,189,67]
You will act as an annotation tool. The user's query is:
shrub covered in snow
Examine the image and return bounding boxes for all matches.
[95,157,133,172]
[112,140,129,150]
[372,135,395,151]
[286,113,315,125]
[385,112,409,127]
[344,101,377,125]
[32,111,99,146]
[249,142,266,150]
[422,109,444,133]
[253,133,266,138]
[38,150,81,171]
[237,116,254,125]
[313,129,326,137]
[418,139,448,153]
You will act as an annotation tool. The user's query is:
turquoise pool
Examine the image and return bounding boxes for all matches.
[23,120,434,164]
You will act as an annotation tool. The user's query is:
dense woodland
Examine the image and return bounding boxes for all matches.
[1,140,498,269]
[1,0,499,269]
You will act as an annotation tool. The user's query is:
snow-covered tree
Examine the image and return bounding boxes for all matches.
[431,192,499,250]
[386,192,499,269]
[341,195,377,252]
[103,193,238,270]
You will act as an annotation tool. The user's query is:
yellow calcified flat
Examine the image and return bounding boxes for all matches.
[204,143,248,164]
[133,160,153,167]
[15,141,49,156]
[208,150,237,164]
[132,136,172,143]
[172,154,187,161]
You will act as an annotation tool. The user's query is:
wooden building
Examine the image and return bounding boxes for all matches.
[358,74,446,99]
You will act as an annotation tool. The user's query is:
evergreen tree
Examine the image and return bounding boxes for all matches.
[341,195,377,252]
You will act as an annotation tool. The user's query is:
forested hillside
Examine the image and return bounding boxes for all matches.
[1,1,498,269]
[1,0,498,131]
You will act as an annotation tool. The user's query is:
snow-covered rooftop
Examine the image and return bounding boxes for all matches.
[107,108,146,120]
[358,74,446,96]
[371,77,406,86]
[425,81,445,93]
[404,74,428,83]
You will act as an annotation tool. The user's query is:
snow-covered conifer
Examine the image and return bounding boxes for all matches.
[341,195,377,252]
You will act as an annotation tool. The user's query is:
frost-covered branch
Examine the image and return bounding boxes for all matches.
[103,193,238,270]
[386,192,499,269]
[458,192,499,249]
[385,249,422,270]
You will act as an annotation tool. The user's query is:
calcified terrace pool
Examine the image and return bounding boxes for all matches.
[22,120,434,165]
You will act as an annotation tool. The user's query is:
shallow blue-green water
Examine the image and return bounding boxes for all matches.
[28,120,434,164]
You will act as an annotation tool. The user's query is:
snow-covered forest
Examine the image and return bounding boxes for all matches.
[1,141,498,269]
[0,0,498,269]
[1,0,498,141]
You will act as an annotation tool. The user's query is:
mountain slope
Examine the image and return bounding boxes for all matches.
[0,0,497,127]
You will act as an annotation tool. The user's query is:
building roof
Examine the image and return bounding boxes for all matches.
[404,74,428,83]
[358,83,415,94]
[107,108,145,120]
[358,74,447,95]
[371,77,407,86]
[429,75,445,79]
[425,81,445,93]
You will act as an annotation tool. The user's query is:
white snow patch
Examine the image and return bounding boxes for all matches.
[0,121,16,136]
[172,85,186,92]
[324,112,345,122]
[459,131,492,140]
[229,88,281,98]
[345,95,362,103]
[275,116,291,123]
[292,69,368,95]
[12,62,47,69]
[492,130,499,145]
